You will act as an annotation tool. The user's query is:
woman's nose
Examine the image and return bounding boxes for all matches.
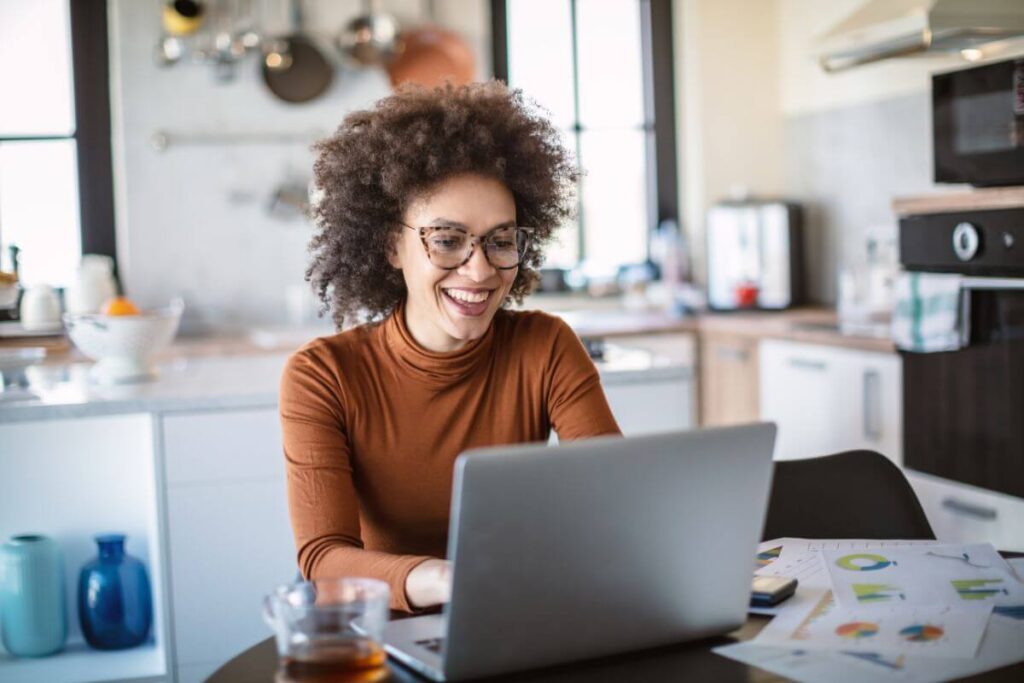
[458,243,498,281]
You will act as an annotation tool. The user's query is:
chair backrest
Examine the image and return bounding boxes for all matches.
[762,450,935,541]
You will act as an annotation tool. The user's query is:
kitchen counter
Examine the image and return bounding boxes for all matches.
[5,302,893,363]
[693,308,895,354]
[0,339,692,424]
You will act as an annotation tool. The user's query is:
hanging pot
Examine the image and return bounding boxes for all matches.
[162,0,206,37]
[337,0,401,67]
[386,0,475,89]
[261,0,334,104]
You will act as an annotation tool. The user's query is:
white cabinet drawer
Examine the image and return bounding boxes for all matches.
[167,479,296,667]
[906,470,1024,552]
[162,408,282,485]
[603,377,694,436]
[759,339,901,464]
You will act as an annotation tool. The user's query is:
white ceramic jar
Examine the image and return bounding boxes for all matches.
[19,285,62,331]
[65,254,118,315]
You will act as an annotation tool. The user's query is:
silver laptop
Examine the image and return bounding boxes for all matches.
[383,423,777,681]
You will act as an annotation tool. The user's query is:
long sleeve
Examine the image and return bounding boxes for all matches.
[279,347,433,612]
[544,318,622,441]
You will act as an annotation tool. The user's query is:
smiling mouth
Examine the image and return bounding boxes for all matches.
[443,288,491,303]
[441,288,494,316]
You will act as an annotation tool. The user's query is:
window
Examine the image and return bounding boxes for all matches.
[0,0,115,287]
[494,0,678,275]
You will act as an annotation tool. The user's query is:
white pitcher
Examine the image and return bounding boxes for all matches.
[65,254,117,315]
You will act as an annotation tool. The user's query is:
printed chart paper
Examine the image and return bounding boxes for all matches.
[753,590,992,658]
[755,538,941,590]
[823,544,1024,617]
[750,538,941,616]
[716,612,1024,683]
[730,540,1024,679]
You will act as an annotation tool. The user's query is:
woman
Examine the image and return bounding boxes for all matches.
[280,81,621,613]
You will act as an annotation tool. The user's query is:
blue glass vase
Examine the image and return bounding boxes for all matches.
[78,534,152,650]
[0,534,67,657]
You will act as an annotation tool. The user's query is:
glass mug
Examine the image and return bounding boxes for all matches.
[263,577,389,677]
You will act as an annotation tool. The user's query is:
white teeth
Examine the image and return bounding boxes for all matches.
[444,289,490,303]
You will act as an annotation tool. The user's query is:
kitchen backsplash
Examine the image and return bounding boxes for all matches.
[109,0,488,331]
[782,92,944,304]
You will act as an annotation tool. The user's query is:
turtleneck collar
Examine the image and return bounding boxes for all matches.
[382,299,497,385]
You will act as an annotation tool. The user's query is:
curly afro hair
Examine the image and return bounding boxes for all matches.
[308,80,579,330]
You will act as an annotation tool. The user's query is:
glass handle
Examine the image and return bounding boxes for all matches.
[261,596,277,629]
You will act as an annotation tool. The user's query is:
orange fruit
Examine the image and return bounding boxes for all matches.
[102,296,141,316]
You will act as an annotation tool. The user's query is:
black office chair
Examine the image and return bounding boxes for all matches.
[762,449,935,541]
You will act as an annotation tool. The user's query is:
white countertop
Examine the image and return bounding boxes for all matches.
[0,340,692,424]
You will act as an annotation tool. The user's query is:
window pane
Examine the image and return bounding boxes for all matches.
[542,216,580,270]
[507,0,576,129]
[0,0,75,136]
[0,140,81,286]
[580,129,648,270]
[576,0,645,129]
[538,127,580,269]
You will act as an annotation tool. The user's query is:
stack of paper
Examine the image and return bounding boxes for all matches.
[715,539,1024,682]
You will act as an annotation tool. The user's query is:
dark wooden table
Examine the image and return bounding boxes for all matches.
[206,613,1024,683]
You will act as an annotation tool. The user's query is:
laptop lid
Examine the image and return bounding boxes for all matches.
[441,423,777,681]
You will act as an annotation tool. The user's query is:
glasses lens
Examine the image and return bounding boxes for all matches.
[485,228,528,268]
[424,228,470,268]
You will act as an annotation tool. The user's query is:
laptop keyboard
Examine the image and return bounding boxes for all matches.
[415,637,445,654]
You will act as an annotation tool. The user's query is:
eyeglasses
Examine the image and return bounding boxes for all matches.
[401,223,534,270]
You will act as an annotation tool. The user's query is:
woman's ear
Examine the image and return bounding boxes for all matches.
[386,231,403,269]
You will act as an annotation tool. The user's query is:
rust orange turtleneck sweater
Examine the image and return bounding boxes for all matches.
[279,302,621,611]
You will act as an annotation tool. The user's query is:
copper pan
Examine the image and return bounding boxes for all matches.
[386,22,475,88]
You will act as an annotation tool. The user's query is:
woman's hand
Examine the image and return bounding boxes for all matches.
[405,558,452,609]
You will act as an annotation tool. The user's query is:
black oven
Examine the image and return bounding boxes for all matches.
[900,207,1024,499]
[933,58,1024,187]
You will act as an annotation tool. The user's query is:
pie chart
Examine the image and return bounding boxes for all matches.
[900,624,944,642]
[835,553,893,571]
[836,621,879,639]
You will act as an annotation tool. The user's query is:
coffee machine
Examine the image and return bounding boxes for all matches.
[705,200,803,310]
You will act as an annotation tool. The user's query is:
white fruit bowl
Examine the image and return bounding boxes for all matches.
[63,299,184,384]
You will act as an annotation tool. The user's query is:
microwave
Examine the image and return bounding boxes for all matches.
[933,58,1024,187]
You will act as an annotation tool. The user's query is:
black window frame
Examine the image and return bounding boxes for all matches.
[491,0,679,265]
[0,0,117,278]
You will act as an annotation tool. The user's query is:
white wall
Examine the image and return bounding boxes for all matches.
[108,0,489,330]
[675,0,784,287]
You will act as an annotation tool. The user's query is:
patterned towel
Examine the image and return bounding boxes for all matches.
[891,272,969,352]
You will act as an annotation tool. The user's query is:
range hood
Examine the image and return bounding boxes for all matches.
[816,0,1024,72]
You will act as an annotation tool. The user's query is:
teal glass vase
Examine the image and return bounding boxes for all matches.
[0,534,67,657]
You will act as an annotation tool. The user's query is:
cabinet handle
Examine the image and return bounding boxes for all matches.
[787,358,826,371]
[941,497,998,521]
[863,369,881,441]
[716,347,749,362]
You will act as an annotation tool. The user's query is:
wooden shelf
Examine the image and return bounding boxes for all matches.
[0,639,165,683]
[892,186,1024,216]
